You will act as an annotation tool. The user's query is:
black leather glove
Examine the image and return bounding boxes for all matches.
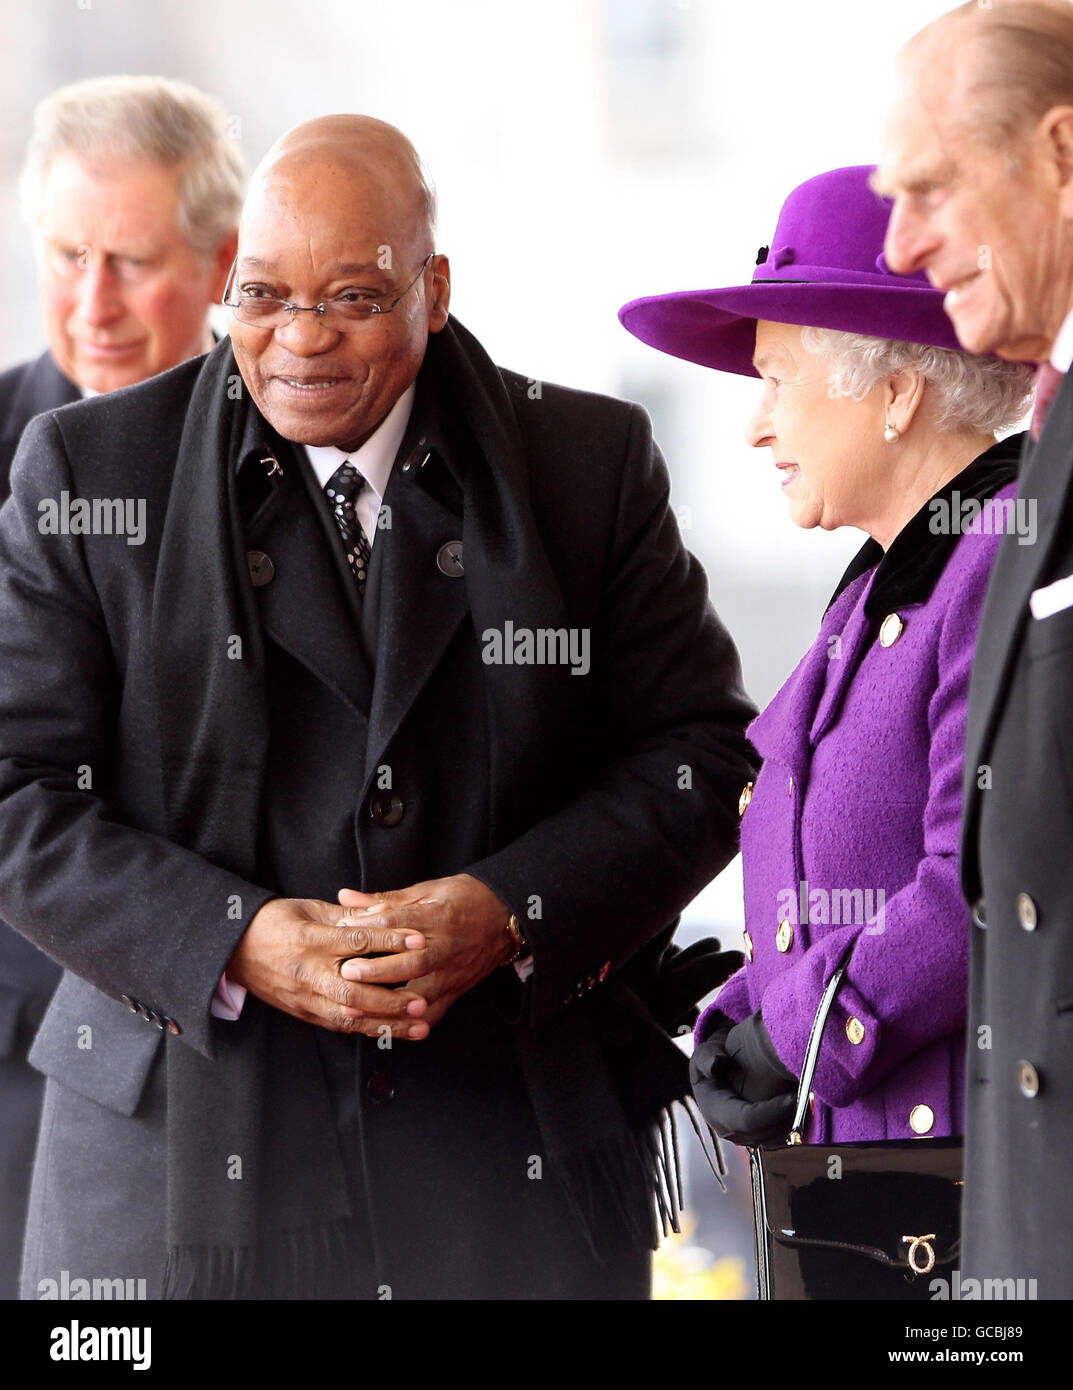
[690,1009,798,1147]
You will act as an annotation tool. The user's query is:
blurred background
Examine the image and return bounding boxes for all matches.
[0,0,966,1296]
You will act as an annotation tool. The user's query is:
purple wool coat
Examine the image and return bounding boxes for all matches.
[697,445,1022,1144]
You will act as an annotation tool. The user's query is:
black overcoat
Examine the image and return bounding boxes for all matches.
[962,374,1073,1300]
[0,322,756,1298]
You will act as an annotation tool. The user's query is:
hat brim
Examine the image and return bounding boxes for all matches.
[619,282,964,377]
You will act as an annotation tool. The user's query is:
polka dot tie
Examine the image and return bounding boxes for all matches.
[324,460,371,596]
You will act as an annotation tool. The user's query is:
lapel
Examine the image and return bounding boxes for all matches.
[808,583,878,743]
[240,434,374,721]
[363,406,468,782]
[962,377,1073,889]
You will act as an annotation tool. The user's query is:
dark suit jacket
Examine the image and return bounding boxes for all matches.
[0,325,757,1293]
[0,352,77,1054]
[961,387,1073,1299]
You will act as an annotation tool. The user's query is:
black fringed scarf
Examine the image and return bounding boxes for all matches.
[151,323,709,1299]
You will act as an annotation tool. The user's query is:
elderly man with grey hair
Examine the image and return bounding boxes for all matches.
[876,0,1073,1299]
[0,73,244,1298]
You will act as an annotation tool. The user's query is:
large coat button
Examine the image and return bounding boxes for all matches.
[846,1016,866,1045]
[246,550,275,586]
[365,1070,396,1106]
[743,930,754,962]
[368,791,404,827]
[738,782,753,817]
[1017,1060,1040,1098]
[879,613,904,647]
[776,919,794,953]
[436,541,464,576]
[909,1104,934,1134]
[1016,893,1038,931]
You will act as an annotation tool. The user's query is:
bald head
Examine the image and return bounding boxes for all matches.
[246,114,437,249]
[228,112,450,453]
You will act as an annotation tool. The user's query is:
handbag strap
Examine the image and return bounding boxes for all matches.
[787,937,858,1143]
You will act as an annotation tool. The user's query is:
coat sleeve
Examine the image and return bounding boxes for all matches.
[465,404,759,1027]
[757,564,986,1108]
[703,964,751,1036]
[0,413,276,1060]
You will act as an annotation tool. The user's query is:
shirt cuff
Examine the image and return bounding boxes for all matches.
[210,972,247,1021]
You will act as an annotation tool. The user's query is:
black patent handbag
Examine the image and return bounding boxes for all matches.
[749,940,963,1300]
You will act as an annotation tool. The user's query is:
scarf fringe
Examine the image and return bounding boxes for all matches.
[557,1102,708,1261]
[163,1216,358,1301]
[681,1094,729,1194]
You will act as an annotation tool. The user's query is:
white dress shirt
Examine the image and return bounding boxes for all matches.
[301,383,415,548]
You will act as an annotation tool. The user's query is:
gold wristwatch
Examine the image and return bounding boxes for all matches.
[504,912,528,963]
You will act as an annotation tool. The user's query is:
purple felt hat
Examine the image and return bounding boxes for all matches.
[619,165,962,378]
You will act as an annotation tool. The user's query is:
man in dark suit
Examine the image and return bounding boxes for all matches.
[877,0,1073,1298]
[0,114,756,1300]
[0,74,242,1298]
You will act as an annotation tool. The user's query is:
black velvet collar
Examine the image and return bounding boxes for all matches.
[826,432,1026,619]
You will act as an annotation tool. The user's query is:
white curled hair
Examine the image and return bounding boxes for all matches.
[799,326,1036,436]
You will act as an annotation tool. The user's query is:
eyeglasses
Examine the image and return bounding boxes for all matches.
[222,251,435,330]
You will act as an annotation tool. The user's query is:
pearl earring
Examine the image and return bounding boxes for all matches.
[884,425,901,443]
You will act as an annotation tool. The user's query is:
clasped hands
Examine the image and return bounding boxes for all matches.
[226,873,517,1039]
[689,1009,799,1146]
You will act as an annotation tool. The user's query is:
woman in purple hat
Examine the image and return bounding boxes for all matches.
[621,165,1034,1298]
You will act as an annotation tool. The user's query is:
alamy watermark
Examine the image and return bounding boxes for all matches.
[38,1269,147,1299]
[481,621,590,676]
[928,492,1036,546]
[38,492,146,546]
[775,879,886,933]
[49,1320,151,1370]
[929,1269,1037,1301]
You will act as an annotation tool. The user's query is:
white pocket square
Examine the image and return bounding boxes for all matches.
[1030,574,1073,619]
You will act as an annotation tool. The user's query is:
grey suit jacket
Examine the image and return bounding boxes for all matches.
[0,352,78,1054]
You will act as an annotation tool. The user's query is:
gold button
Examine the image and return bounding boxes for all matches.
[879,613,904,647]
[846,1016,865,1045]
[738,782,754,817]
[909,1103,934,1135]
[742,930,754,962]
[787,775,794,797]
[776,919,794,953]
[1016,892,1038,932]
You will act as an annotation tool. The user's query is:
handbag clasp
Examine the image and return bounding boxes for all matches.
[902,1233,937,1275]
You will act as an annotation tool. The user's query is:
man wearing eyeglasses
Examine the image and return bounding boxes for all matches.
[0,75,242,1301]
[0,113,756,1300]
